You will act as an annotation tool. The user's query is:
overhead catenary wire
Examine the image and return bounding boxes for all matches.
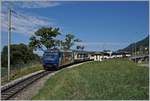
[11,10,45,27]
[6,8,44,81]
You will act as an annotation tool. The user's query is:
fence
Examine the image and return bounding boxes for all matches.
[1,61,41,84]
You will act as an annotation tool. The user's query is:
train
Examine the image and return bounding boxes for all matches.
[42,49,91,70]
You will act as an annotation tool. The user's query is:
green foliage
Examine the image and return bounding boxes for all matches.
[76,45,84,51]
[29,27,61,50]
[76,39,85,51]
[62,33,80,50]
[1,43,40,67]
[1,47,8,67]
[29,27,82,50]
[32,59,148,100]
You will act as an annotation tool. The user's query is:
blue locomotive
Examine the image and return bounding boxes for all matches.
[42,49,74,70]
[42,49,91,70]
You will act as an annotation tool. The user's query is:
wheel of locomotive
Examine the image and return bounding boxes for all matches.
[43,65,48,71]
[55,64,60,70]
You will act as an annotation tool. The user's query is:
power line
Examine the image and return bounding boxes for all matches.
[11,10,42,27]
[6,3,43,81]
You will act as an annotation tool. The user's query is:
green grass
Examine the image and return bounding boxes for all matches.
[1,64,43,85]
[32,59,149,100]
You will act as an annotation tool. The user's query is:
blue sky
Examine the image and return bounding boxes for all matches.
[1,1,149,55]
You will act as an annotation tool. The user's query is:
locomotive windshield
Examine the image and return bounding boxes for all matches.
[44,52,59,58]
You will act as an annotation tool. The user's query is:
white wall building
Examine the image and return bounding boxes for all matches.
[90,51,131,61]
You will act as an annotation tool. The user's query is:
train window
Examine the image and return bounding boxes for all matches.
[44,52,59,58]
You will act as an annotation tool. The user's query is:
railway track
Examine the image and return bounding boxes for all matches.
[1,60,91,100]
[1,70,52,100]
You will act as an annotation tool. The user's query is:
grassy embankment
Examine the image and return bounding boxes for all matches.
[32,59,149,100]
[1,63,43,85]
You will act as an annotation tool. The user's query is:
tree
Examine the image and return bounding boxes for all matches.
[62,33,80,50]
[1,43,40,67]
[76,39,85,51]
[76,45,85,51]
[81,46,85,50]
[29,27,61,51]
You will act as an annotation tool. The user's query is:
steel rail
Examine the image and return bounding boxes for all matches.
[1,60,92,100]
[1,71,52,100]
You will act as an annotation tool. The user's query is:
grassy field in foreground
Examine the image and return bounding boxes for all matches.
[32,59,149,100]
[1,64,43,85]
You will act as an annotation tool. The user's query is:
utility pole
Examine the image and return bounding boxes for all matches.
[132,44,134,56]
[8,8,11,81]
[102,43,105,61]
[134,42,136,63]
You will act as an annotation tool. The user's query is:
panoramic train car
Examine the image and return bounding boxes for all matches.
[42,49,74,70]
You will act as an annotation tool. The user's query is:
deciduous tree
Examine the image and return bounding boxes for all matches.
[29,27,61,51]
[62,33,80,50]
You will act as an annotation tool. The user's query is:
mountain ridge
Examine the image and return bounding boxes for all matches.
[118,35,149,53]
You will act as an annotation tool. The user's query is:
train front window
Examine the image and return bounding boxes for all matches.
[44,52,59,59]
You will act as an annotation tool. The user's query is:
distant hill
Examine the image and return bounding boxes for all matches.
[119,36,149,53]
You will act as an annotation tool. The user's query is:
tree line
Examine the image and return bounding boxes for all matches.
[1,27,84,67]
[1,43,40,67]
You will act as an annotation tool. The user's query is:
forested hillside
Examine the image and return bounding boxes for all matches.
[120,36,149,54]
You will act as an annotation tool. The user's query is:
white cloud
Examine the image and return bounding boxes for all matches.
[1,1,61,35]
[1,1,60,35]
[20,1,60,8]
[1,11,56,35]
[2,1,61,9]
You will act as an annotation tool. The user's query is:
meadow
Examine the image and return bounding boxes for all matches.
[32,59,149,100]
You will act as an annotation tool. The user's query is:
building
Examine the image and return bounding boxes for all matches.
[89,51,131,61]
[111,51,131,58]
[89,52,110,61]
[74,50,91,61]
